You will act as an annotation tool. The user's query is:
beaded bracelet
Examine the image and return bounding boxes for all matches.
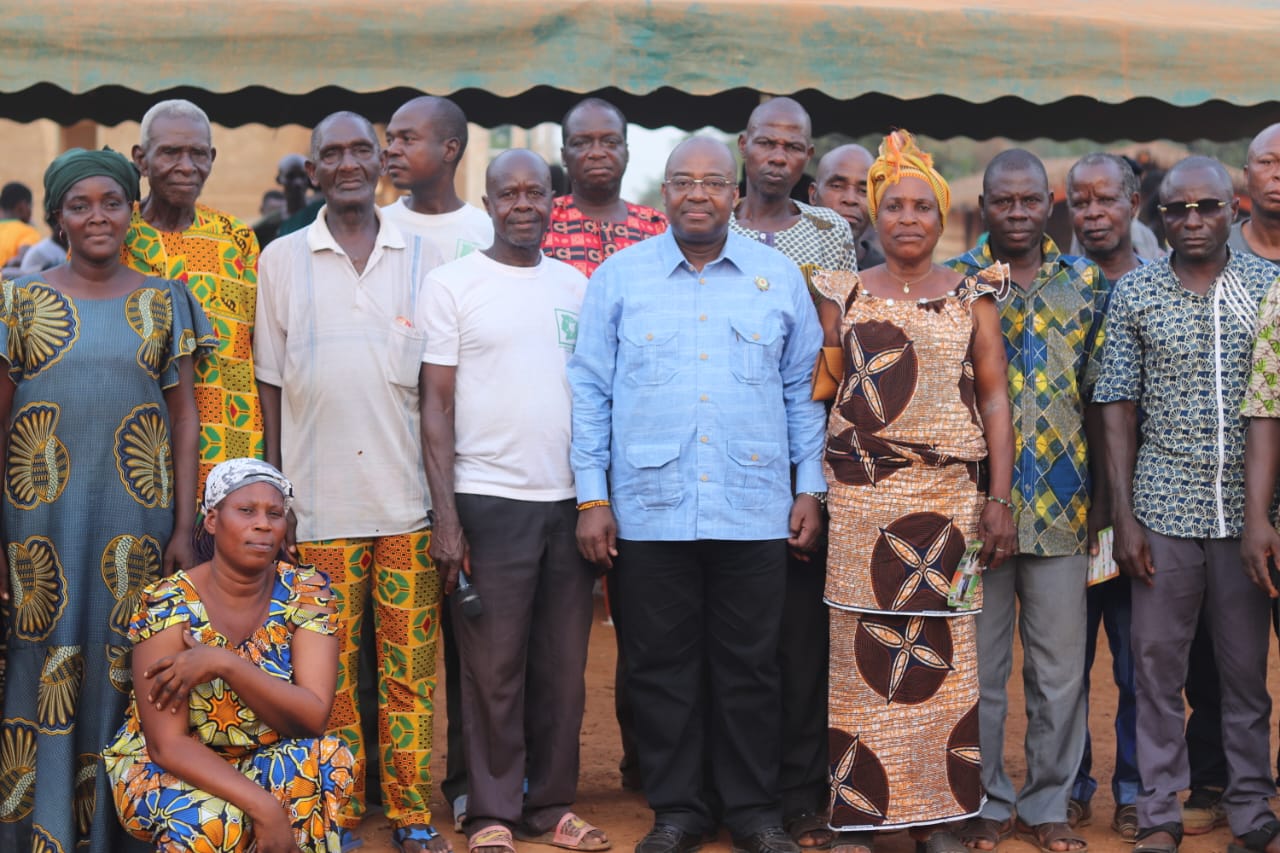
[577,499,611,512]
[986,495,1012,508]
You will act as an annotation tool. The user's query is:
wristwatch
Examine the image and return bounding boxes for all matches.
[798,491,828,507]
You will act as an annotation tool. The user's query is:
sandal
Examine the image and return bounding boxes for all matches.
[1068,799,1092,829]
[470,825,517,853]
[786,811,836,849]
[959,817,1015,851]
[516,812,611,851]
[340,828,365,853]
[394,824,453,853]
[1228,818,1280,853]
[1133,823,1182,853]
[1014,821,1087,853]
[1112,805,1138,844]
[832,832,874,853]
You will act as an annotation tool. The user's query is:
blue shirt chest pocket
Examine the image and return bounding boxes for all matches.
[619,324,680,386]
[728,315,784,385]
[624,443,683,509]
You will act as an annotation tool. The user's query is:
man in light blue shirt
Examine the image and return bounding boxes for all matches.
[568,136,826,853]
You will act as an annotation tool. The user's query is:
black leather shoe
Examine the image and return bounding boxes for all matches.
[732,826,803,853]
[636,823,704,853]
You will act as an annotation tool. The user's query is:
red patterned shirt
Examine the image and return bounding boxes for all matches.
[541,195,668,277]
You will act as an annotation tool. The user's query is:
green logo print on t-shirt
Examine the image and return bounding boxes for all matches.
[556,309,579,352]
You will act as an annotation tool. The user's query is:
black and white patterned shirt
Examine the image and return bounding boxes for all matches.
[1095,250,1277,538]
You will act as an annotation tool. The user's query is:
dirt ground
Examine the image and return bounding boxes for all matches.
[350,594,1280,853]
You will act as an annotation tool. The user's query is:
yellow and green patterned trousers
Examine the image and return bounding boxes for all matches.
[299,529,440,829]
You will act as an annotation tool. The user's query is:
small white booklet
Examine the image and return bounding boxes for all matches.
[1087,526,1118,586]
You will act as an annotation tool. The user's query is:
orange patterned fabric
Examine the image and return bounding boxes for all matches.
[122,203,264,500]
[819,269,999,830]
[300,529,440,830]
[103,564,353,852]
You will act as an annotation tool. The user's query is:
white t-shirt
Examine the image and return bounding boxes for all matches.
[421,251,587,501]
[381,199,494,264]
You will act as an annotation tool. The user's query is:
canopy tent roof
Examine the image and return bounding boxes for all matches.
[5,0,1280,139]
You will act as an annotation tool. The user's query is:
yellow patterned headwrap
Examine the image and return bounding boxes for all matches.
[867,129,950,230]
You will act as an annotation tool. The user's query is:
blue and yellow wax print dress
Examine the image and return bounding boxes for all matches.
[104,564,354,853]
[0,274,214,853]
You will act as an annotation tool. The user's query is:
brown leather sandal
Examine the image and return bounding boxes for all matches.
[1015,820,1088,853]
[959,817,1015,851]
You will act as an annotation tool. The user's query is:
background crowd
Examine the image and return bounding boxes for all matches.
[0,93,1279,853]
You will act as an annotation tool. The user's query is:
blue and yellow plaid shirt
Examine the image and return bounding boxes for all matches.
[945,234,1108,557]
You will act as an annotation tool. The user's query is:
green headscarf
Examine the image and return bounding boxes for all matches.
[43,147,140,217]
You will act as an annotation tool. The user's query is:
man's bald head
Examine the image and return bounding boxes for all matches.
[815,144,873,183]
[310,111,379,161]
[666,136,737,178]
[810,144,875,239]
[393,95,469,156]
[1244,124,1280,217]
[1159,155,1233,204]
[1248,123,1280,163]
[663,136,739,248]
[982,149,1049,196]
[486,148,552,192]
[739,99,814,202]
[745,97,812,141]
[483,149,553,255]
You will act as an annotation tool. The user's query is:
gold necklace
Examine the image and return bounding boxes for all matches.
[888,267,932,294]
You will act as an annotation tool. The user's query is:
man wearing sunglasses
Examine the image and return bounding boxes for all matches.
[569,136,825,853]
[1096,156,1280,853]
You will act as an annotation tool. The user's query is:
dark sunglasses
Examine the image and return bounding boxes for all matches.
[1157,198,1231,218]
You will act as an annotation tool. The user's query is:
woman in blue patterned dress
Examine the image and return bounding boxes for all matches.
[0,147,213,853]
[104,458,354,853]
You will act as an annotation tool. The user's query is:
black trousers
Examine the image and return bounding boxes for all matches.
[778,547,830,819]
[617,538,787,838]
[440,593,468,807]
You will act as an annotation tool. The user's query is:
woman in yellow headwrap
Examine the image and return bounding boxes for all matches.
[811,131,1016,853]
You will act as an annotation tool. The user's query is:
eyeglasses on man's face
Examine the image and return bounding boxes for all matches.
[663,176,735,194]
[1157,198,1231,219]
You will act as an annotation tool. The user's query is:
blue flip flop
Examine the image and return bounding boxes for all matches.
[394,824,448,853]
[339,827,365,853]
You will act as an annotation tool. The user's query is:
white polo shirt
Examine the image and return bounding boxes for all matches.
[255,205,442,542]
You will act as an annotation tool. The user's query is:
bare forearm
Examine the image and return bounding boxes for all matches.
[1084,403,1110,511]
[257,380,280,468]
[164,363,199,528]
[147,734,280,822]
[1245,418,1280,525]
[980,397,1014,499]
[259,382,282,470]
[1102,402,1139,519]
[421,369,460,527]
[216,653,332,737]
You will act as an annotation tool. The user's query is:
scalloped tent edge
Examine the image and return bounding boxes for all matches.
[5,0,1280,141]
